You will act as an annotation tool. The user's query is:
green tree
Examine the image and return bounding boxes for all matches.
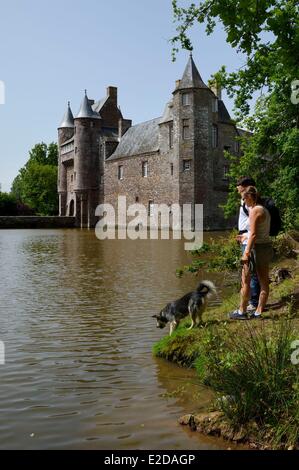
[0,192,17,215]
[11,142,59,215]
[172,0,299,229]
[28,142,58,166]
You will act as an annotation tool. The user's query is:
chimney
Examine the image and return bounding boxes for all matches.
[211,82,222,100]
[107,86,117,104]
[118,118,132,139]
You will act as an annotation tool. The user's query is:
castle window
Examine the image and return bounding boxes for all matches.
[234,140,240,153]
[118,165,124,180]
[74,172,76,180]
[61,141,74,155]
[212,98,218,112]
[142,161,148,177]
[182,119,190,140]
[182,93,191,106]
[170,163,174,176]
[169,122,174,148]
[223,165,229,180]
[183,160,191,171]
[148,200,154,217]
[135,196,139,203]
[71,174,73,183]
[212,125,218,148]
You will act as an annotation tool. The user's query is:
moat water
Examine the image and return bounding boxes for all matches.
[0,229,236,450]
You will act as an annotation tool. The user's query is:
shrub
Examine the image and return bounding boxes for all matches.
[195,320,299,448]
[0,192,18,215]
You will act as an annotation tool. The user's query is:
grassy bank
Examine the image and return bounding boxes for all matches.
[153,234,299,449]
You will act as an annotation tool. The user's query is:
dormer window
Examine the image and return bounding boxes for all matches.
[182,93,191,106]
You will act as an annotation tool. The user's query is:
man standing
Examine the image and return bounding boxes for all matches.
[234,176,260,316]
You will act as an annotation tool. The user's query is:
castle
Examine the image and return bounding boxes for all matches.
[58,56,241,230]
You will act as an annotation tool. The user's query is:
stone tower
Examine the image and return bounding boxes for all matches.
[73,91,102,228]
[171,54,236,228]
[58,102,75,216]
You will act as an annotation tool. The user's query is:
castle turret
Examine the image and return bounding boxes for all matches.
[172,54,215,227]
[58,102,75,215]
[74,90,102,228]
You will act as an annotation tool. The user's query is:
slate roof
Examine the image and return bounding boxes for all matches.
[218,100,232,123]
[76,92,101,119]
[177,54,208,90]
[101,127,119,141]
[92,96,108,113]
[58,102,74,128]
[237,128,253,138]
[108,117,161,160]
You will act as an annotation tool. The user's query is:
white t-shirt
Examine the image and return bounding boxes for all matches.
[238,200,249,245]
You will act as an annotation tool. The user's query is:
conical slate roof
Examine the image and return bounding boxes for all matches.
[58,102,74,128]
[177,54,208,90]
[76,91,101,119]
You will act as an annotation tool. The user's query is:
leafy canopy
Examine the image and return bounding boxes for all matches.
[11,142,59,216]
[171,1,299,229]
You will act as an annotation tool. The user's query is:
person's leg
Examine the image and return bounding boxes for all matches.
[255,264,270,314]
[249,271,260,307]
[240,263,251,313]
[253,245,273,315]
[241,244,260,308]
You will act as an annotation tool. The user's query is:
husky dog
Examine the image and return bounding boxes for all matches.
[153,281,216,335]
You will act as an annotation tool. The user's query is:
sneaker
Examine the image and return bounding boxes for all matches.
[247,303,257,313]
[228,309,248,320]
[248,311,262,319]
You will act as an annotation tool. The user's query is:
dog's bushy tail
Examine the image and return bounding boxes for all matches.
[196,280,217,297]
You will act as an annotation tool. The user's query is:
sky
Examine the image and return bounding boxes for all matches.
[0,0,247,192]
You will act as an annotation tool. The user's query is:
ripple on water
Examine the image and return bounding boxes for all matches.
[0,229,233,450]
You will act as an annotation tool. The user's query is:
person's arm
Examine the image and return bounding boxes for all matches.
[242,207,263,261]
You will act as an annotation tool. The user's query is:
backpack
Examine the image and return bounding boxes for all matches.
[242,198,282,236]
[261,197,282,236]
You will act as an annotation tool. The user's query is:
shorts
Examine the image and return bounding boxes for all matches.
[253,243,273,269]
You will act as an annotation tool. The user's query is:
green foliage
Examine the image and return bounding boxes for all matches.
[171,0,299,230]
[178,231,241,276]
[197,320,299,448]
[11,142,58,215]
[0,192,17,215]
[153,324,202,368]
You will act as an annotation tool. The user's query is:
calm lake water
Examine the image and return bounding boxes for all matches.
[0,229,234,450]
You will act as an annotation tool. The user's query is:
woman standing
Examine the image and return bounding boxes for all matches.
[229,186,273,320]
